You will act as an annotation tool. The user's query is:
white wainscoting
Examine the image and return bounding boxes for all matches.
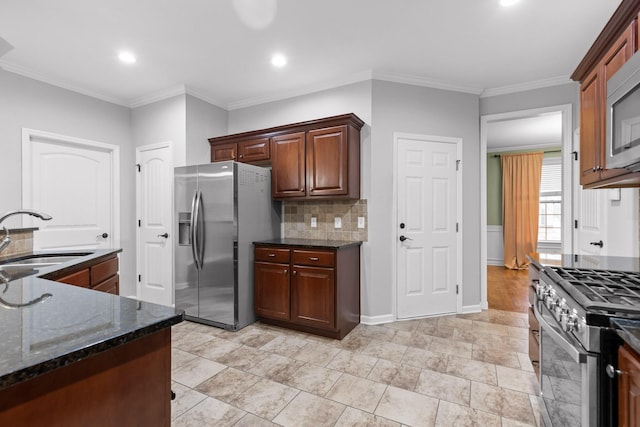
[487,225,504,266]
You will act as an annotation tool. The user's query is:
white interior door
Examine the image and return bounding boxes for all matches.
[396,134,459,319]
[575,187,608,256]
[136,142,173,307]
[22,129,119,250]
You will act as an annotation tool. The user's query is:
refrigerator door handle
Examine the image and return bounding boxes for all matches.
[190,190,200,270]
[196,190,205,269]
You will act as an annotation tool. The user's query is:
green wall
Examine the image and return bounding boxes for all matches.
[487,149,561,225]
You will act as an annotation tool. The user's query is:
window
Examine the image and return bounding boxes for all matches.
[538,157,561,243]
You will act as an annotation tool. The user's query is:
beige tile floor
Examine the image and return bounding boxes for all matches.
[170,310,541,427]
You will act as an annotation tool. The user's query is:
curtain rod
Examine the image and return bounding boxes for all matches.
[493,149,561,158]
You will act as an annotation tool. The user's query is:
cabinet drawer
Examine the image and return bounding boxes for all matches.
[57,269,90,288]
[255,247,290,263]
[239,138,270,163]
[93,274,119,295]
[528,306,539,331]
[292,249,334,267]
[91,256,119,285]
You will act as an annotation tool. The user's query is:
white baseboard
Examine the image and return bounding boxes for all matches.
[360,314,395,325]
[487,259,504,266]
[461,304,482,314]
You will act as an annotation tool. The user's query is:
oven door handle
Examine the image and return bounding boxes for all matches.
[534,302,587,364]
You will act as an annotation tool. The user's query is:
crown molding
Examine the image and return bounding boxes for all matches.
[0,60,129,106]
[372,71,483,95]
[227,70,374,110]
[128,85,227,109]
[480,76,574,98]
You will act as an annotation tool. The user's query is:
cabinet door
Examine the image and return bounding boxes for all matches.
[238,138,270,163]
[254,261,290,320]
[619,345,640,427]
[291,265,335,329]
[580,67,602,186]
[306,125,348,197]
[211,142,237,162]
[271,132,306,198]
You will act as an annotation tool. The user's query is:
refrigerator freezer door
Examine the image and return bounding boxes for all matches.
[174,166,199,318]
[197,162,236,326]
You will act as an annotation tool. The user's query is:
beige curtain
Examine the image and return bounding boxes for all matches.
[501,152,543,270]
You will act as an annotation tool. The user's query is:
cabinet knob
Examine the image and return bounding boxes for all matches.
[268,253,276,257]
[292,270,297,275]
[300,188,304,192]
[239,154,243,158]
[592,167,597,172]
[309,257,319,261]
[283,269,288,274]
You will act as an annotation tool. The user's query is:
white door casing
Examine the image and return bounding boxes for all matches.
[393,133,461,319]
[22,128,120,250]
[136,142,174,306]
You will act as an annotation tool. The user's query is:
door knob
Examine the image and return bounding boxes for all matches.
[589,240,604,248]
[98,233,109,239]
[400,223,405,229]
[399,235,412,242]
[158,233,169,238]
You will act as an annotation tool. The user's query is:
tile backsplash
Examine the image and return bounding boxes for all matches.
[284,199,368,241]
[0,229,34,257]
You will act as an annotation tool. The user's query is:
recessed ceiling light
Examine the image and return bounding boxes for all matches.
[500,0,520,6]
[271,54,287,68]
[118,51,136,64]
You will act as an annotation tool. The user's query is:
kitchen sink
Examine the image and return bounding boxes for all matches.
[0,253,92,269]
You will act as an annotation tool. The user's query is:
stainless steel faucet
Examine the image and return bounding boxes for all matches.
[0,210,53,254]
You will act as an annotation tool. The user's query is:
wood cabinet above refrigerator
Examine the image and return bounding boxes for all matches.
[209,113,364,200]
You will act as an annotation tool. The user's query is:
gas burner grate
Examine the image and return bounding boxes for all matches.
[550,267,640,307]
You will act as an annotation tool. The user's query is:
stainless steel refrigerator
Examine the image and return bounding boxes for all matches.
[174,161,281,330]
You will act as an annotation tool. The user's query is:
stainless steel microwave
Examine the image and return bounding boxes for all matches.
[606,51,640,171]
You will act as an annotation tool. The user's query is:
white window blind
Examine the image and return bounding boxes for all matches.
[540,158,561,195]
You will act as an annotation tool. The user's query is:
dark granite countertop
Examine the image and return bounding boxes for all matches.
[0,249,183,390]
[528,252,640,273]
[254,238,362,249]
[611,318,640,355]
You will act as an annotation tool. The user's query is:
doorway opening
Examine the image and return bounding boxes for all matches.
[480,104,573,309]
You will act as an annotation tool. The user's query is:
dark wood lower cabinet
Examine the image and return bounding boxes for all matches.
[291,265,335,329]
[254,261,290,320]
[47,254,120,295]
[619,344,640,427]
[254,243,360,339]
[0,328,172,426]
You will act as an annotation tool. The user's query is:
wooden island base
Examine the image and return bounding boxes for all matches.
[0,329,171,427]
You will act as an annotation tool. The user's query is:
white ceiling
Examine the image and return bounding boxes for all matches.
[0,0,621,109]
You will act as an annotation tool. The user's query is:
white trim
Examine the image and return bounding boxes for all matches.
[2,60,129,106]
[461,304,483,314]
[392,132,463,320]
[487,225,504,266]
[487,143,561,153]
[228,70,374,110]
[360,314,395,325]
[21,128,121,249]
[373,71,482,95]
[480,76,573,98]
[480,104,573,311]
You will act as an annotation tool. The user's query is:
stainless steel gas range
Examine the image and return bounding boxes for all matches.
[535,265,640,427]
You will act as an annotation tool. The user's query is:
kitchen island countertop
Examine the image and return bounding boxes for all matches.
[0,249,183,390]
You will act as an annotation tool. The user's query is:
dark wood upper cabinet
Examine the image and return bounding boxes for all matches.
[572,0,640,188]
[272,132,306,198]
[209,113,364,200]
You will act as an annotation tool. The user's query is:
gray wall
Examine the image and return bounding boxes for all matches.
[132,94,187,167]
[371,80,481,311]
[186,94,228,166]
[0,69,135,290]
[480,83,579,130]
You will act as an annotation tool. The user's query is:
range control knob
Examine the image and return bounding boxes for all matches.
[545,293,558,311]
[562,312,580,333]
[535,282,548,299]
